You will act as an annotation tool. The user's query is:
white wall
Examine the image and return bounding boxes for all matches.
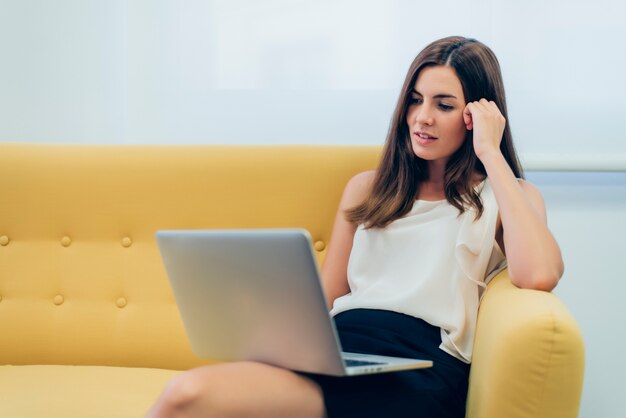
[2,0,625,153]
[0,0,127,142]
[1,1,625,416]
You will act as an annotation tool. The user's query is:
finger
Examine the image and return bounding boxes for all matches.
[487,100,500,113]
[473,100,489,112]
[466,101,484,117]
[479,98,494,109]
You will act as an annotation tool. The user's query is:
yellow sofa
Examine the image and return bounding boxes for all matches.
[0,143,584,418]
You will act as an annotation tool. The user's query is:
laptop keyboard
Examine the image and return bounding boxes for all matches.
[345,359,386,367]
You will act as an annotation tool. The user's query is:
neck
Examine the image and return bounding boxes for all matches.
[426,160,447,185]
[416,161,447,201]
[418,162,484,201]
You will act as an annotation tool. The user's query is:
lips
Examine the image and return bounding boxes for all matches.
[413,131,438,145]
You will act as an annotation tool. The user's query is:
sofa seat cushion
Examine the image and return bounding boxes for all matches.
[0,365,179,418]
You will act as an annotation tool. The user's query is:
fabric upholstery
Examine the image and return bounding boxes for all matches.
[0,143,584,417]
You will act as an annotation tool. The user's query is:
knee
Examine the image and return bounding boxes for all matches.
[155,372,205,415]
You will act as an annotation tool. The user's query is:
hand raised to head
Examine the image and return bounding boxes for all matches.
[463,98,506,161]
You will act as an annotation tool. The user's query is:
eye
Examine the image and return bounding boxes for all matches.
[408,95,423,105]
[438,103,454,111]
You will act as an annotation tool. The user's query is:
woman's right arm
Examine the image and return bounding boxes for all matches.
[320,170,375,308]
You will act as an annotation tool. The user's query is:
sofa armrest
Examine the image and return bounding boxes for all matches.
[467,270,585,418]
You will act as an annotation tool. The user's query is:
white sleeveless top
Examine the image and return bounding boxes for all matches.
[330,178,506,363]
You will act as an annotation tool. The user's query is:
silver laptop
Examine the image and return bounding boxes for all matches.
[156,229,433,376]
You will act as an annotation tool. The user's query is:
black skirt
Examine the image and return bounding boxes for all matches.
[301,309,470,418]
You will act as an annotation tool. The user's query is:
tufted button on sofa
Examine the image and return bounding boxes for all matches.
[0,143,584,418]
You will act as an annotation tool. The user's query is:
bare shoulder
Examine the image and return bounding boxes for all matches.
[348,170,376,190]
[342,170,376,208]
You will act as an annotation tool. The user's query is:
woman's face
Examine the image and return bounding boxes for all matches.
[406,65,468,166]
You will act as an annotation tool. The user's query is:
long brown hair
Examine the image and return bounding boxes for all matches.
[347,36,523,228]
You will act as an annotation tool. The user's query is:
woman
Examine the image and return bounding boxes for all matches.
[146,36,563,418]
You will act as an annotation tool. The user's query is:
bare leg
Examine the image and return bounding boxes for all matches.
[145,361,325,418]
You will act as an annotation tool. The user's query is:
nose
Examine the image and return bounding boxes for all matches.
[416,106,434,126]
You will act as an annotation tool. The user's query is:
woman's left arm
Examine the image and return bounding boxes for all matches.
[464,99,564,291]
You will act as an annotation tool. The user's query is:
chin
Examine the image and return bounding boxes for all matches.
[410,144,434,161]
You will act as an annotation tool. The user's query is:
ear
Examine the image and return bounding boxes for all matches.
[463,107,473,130]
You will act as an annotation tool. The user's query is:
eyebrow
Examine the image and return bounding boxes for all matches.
[411,89,458,100]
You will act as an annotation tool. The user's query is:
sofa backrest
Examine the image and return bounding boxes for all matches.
[0,143,380,370]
